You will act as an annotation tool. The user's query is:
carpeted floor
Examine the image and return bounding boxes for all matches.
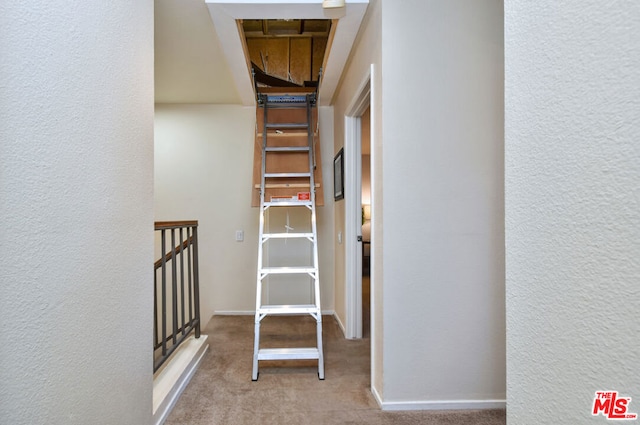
[164,314,505,425]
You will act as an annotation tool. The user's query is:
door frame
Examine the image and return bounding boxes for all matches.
[344,66,373,339]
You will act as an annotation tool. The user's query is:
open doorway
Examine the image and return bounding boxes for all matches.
[344,68,372,339]
[361,106,371,337]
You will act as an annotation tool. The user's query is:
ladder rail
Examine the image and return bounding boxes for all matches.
[253,94,269,381]
[307,94,325,380]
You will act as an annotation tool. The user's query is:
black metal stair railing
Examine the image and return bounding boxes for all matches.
[153,221,201,372]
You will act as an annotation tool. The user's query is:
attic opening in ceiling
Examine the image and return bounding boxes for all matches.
[240,19,335,92]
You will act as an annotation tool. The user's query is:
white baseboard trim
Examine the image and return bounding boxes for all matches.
[214,310,336,316]
[214,310,254,315]
[153,335,209,425]
[372,384,384,408]
[376,397,506,411]
[333,312,347,336]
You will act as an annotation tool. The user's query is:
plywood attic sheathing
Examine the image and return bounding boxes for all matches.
[205,0,368,106]
[251,99,324,206]
[242,19,331,86]
[239,19,334,206]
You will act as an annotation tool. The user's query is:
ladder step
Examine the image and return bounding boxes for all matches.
[263,233,314,240]
[261,267,317,275]
[257,131,311,138]
[254,183,319,189]
[257,348,320,361]
[264,201,312,207]
[259,305,319,315]
[265,146,310,152]
[265,172,311,178]
[265,123,309,130]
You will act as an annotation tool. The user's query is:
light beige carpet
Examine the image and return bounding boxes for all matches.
[165,315,505,425]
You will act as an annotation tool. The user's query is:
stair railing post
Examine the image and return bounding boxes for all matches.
[192,225,201,338]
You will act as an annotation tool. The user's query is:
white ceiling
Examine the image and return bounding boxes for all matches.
[155,0,368,105]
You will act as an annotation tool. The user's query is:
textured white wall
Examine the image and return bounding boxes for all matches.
[0,1,154,424]
[154,105,335,322]
[506,1,640,423]
[317,107,337,314]
[332,0,383,394]
[155,105,257,321]
[380,0,505,406]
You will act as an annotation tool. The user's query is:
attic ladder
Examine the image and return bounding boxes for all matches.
[252,93,324,381]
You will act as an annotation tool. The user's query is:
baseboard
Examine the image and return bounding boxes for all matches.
[214,310,254,315]
[376,397,506,411]
[333,312,347,336]
[153,335,209,425]
[372,384,384,408]
[214,310,336,316]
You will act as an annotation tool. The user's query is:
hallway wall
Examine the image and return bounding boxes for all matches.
[379,0,505,407]
[154,105,257,322]
[0,1,155,424]
[505,1,640,423]
[154,104,335,322]
[332,0,383,395]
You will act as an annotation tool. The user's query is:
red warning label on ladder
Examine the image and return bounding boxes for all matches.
[297,192,311,201]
